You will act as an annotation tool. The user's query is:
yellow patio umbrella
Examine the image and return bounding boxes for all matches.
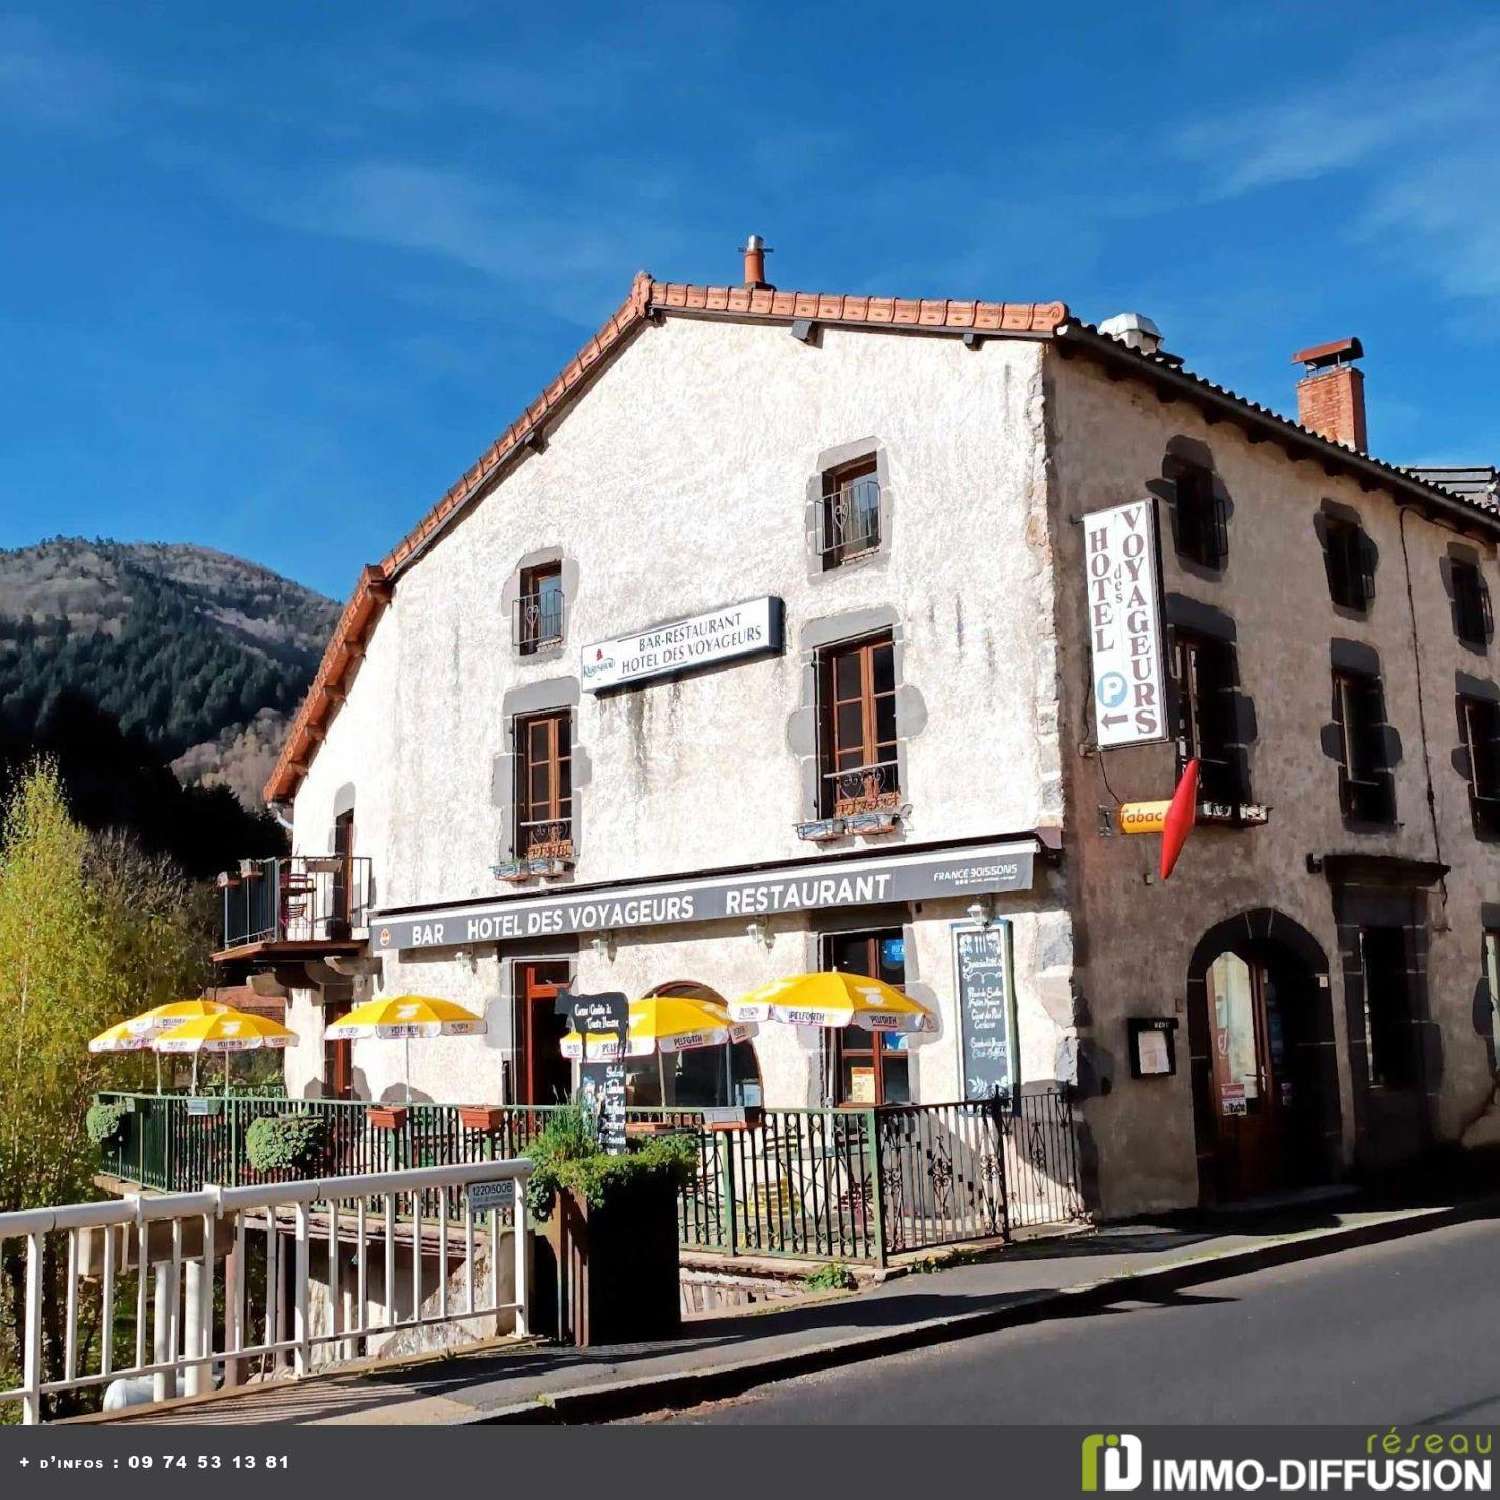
[560,993,758,1107]
[324,995,487,1103]
[88,1019,155,1054]
[93,999,235,1093]
[729,972,935,1033]
[153,1008,297,1097]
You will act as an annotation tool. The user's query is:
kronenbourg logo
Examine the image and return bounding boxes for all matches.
[1081,1433,1143,1492]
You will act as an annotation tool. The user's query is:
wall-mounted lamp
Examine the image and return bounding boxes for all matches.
[966,898,994,930]
[746,919,775,952]
[590,930,616,962]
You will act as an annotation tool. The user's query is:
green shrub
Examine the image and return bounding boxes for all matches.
[524,1104,698,1221]
[244,1112,327,1175]
[804,1261,857,1291]
[85,1099,130,1146]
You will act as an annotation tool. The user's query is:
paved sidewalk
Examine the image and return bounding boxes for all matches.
[76,1194,1494,1428]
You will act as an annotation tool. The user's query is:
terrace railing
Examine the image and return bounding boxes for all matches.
[95,1088,1086,1266]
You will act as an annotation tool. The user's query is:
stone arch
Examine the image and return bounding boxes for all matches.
[640,980,763,1107]
[1185,908,1341,1203]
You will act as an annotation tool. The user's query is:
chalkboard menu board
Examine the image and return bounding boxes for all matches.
[557,987,629,1154]
[954,922,1015,1100]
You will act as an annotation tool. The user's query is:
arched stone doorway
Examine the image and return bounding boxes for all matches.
[627,981,763,1109]
[1186,910,1341,1203]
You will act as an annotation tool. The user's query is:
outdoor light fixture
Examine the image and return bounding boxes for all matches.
[966,898,994,930]
[590,930,616,962]
[746,919,774,951]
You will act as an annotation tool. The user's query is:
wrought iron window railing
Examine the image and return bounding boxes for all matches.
[822,758,901,818]
[515,816,574,862]
[820,475,881,567]
[218,855,372,951]
[515,586,566,655]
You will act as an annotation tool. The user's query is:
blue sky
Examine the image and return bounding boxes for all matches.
[1,2,1497,600]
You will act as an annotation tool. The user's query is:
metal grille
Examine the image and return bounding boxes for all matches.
[820,475,881,565]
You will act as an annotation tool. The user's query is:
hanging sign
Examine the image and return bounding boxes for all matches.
[582,596,784,692]
[1116,800,1171,835]
[1084,500,1168,748]
[953,921,1016,1100]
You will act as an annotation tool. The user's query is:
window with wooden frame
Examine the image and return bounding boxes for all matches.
[1459,694,1500,839]
[823,929,910,1106]
[514,710,574,860]
[818,634,899,817]
[819,457,881,570]
[331,807,356,927]
[1451,560,1492,650]
[1324,517,1375,612]
[1170,630,1247,806]
[516,562,565,655]
[1173,464,1227,569]
[1332,668,1396,824]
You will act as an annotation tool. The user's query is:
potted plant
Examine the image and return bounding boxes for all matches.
[366,1103,408,1130]
[458,1104,507,1132]
[526,1105,696,1347]
[244,1112,329,1177]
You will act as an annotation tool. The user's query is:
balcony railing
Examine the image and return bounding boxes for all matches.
[217,855,373,953]
[93,1089,1087,1266]
[820,475,881,567]
[514,586,566,655]
[822,759,901,819]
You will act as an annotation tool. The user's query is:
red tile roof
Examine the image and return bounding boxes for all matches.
[262,273,1069,804]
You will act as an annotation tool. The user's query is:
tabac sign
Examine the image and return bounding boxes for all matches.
[1084,500,1168,748]
[582,596,784,692]
[370,840,1039,953]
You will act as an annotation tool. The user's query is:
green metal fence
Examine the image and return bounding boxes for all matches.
[93,1089,1084,1265]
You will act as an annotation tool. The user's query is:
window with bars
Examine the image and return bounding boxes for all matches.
[1324,517,1375,611]
[1173,465,1227,569]
[1451,560,1492,650]
[819,457,881,569]
[516,562,565,655]
[1459,694,1500,839]
[1170,630,1247,806]
[818,634,899,817]
[514,710,573,859]
[1333,669,1396,824]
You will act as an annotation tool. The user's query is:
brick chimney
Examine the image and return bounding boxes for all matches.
[740,233,772,291]
[1292,337,1367,452]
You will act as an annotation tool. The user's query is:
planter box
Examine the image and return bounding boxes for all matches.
[458,1105,506,1132]
[366,1105,408,1131]
[537,1175,682,1347]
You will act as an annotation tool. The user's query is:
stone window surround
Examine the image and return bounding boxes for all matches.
[492,677,592,873]
[1441,543,1493,657]
[1314,499,1378,620]
[1151,437,1234,582]
[1320,638,1402,834]
[1162,594,1257,806]
[804,436,895,583]
[785,606,929,845]
[498,547,578,666]
[1453,671,1500,844]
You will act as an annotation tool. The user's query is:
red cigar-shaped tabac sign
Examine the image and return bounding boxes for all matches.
[1159,759,1199,881]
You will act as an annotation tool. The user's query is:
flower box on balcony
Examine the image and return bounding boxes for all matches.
[458,1105,506,1132]
[366,1105,408,1131]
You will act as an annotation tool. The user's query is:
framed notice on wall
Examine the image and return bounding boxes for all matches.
[1083,498,1168,748]
[952,921,1017,1101]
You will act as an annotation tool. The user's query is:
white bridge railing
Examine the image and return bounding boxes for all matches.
[0,1158,532,1425]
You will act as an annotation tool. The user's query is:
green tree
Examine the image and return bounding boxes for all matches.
[0,761,210,1416]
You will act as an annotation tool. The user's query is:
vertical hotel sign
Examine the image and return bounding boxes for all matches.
[1084,500,1167,748]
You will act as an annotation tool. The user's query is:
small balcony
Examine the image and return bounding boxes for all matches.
[215,855,373,962]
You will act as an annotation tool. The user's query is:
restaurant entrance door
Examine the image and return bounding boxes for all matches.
[515,961,572,1105]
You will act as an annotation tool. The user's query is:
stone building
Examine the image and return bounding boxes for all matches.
[219,244,1500,1219]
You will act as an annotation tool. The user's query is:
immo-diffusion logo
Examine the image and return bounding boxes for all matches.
[1082,1433,1143,1492]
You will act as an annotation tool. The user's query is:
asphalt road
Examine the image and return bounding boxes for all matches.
[663,1216,1500,1425]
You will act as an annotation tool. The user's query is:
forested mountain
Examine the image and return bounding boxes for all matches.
[0,539,341,807]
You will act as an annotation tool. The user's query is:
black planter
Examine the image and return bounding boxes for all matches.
[536,1173,681,1346]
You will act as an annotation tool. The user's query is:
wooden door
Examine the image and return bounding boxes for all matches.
[515,962,573,1105]
[1205,952,1282,1197]
[323,998,354,1101]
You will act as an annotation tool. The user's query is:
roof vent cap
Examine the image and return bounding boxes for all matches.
[1098,312,1163,355]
